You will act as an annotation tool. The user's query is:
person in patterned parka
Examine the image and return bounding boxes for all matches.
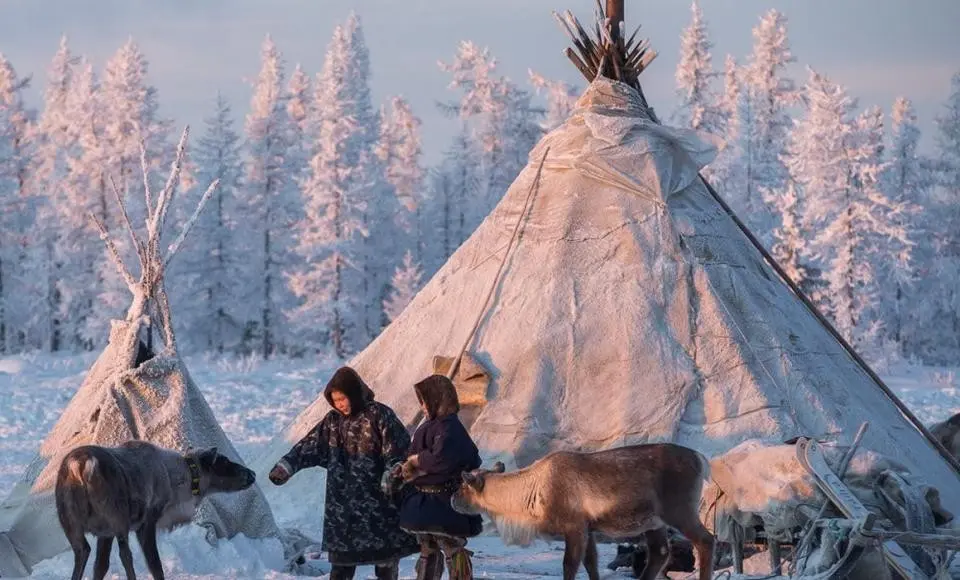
[268,366,418,580]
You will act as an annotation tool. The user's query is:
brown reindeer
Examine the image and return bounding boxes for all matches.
[55,440,256,580]
[930,412,960,459]
[451,443,715,580]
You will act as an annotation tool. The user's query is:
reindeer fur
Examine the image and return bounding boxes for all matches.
[55,440,256,580]
[931,412,960,459]
[452,443,715,580]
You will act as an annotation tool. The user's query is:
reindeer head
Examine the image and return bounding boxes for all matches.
[450,461,505,515]
[187,447,256,494]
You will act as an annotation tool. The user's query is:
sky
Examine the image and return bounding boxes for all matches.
[1,0,958,164]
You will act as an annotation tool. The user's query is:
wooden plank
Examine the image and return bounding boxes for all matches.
[799,439,931,580]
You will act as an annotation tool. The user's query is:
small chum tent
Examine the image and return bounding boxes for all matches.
[0,129,279,577]
[255,0,960,539]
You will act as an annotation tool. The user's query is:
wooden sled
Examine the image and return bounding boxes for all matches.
[796,437,945,580]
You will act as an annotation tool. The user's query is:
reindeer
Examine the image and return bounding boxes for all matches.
[55,440,256,580]
[931,412,960,459]
[451,443,715,580]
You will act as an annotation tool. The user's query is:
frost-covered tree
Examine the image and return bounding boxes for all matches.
[287,17,380,358]
[100,39,169,219]
[786,69,907,352]
[243,35,297,357]
[440,42,543,229]
[31,37,79,351]
[421,126,478,275]
[762,180,807,286]
[880,97,926,352]
[86,39,171,343]
[53,57,105,350]
[0,54,34,352]
[285,64,312,194]
[704,54,740,190]
[323,13,397,341]
[732,10,796,237]
[673,1,718,133]
[376,96,423,257]
[171,93,244,352]
[925,72,960,360]
[383,250,423,323]
[528,70,579,132]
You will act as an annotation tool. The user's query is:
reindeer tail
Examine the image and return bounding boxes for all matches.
[66,455,97,486]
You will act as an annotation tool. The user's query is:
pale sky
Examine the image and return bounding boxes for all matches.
[1,0,958,163]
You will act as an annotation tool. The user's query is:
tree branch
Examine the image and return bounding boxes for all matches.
[107,172,147,273]
[151,126,190,242]
[154,283,177,350]
[89,212,138,291]
[140,137,154,222]
[165,178,219,268]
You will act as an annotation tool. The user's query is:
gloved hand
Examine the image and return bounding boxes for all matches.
[400,455,421,482]
[269,461,292,485]
[381,462,403,495]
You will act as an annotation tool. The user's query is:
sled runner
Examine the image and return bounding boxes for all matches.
[797,437,932,580]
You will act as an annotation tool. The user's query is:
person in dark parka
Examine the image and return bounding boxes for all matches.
[393,374,483,580]
[269,367,418,580]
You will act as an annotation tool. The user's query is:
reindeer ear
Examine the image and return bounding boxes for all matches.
[461,471,484,491]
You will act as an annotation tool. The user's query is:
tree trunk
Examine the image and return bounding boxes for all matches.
[216,176,225,354]
[50,249,62,352]
[0,253,5,354]
[262,225,272,359]
[333,176,345,359]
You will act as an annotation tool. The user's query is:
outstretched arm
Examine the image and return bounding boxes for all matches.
[270,415,332,484]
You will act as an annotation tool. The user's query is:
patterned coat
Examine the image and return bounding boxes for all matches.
[279,367,419,565]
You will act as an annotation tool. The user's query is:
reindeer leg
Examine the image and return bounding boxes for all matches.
[583,532,601,580]
[68,535,91,580]
[136,521,165,580]
[639,528,669,580]
[92,536,114,580]
[674,520,715,580]
[118,535,138,580]
[562,529,588,580]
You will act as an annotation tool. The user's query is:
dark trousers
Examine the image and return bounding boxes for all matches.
[329,561,399,580]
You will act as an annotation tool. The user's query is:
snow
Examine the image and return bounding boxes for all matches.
[1,352,958,578]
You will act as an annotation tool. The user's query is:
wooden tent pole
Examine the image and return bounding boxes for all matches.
[606,0,624,43]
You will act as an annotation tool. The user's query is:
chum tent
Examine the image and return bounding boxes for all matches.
[0,130,279,577]
[254,3,960,536]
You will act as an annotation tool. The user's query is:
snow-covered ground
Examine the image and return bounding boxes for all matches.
[1,353,958,579]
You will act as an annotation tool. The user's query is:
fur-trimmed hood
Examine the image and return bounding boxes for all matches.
[324,366,375,414]
[414,374,460,419]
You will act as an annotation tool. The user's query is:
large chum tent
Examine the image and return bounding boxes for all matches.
[0,130,279,577]
[256,1,960,551]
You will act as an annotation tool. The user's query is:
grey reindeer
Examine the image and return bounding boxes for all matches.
[451,443,715,580]
[55,440,256,580]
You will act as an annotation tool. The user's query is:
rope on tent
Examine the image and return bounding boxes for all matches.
[404,148,550,433]
[444,147,551,382]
